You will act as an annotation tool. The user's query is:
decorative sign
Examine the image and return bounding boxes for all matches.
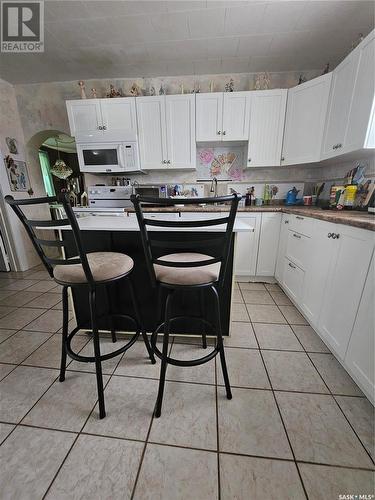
[196,146,245,180]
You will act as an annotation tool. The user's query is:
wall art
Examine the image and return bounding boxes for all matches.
[5,155,32,192]
[6,137,18,154]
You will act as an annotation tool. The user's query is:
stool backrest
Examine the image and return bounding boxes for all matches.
[5,194,94,284]
[131,194,241,287]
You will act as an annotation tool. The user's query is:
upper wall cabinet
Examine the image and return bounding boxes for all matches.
[66,98,137,140]
[196,92,251,141]
[322,30,375,159]
[136,94,196,170]
[247,90,287,167]
[282,74,332,165]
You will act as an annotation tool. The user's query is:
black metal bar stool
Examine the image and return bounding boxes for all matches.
[131,193,241,417]
[6,194,155,419]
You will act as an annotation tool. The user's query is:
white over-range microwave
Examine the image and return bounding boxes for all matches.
[76,141,140,173]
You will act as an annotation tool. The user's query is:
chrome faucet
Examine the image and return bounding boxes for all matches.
[131,179,139,195]
[210,177,218,198]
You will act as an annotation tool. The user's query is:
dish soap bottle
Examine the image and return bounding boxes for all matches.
[263,184,271,205]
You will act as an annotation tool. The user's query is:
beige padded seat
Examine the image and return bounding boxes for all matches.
[154,252,220,286]
[53,252,134,284]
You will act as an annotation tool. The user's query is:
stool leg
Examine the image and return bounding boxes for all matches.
[89,288,106,419]
[128,278,156,364]
[200,288,207,349]
[105,285,116,343]
[211,286,232,400]
[154,289,173,418]
[59,286,69,382]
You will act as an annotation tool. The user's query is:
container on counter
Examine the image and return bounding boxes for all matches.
[303,195,312,206]
[255,198,264,207]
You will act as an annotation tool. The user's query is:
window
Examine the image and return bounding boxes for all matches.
[38,150,56,197]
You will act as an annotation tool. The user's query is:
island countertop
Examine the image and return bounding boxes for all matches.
[124,205,375,231]
[55,215,254,232]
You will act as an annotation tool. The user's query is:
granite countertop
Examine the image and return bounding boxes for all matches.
[126,205,375,231]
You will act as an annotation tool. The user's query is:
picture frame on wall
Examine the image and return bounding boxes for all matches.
[5,156,31,192]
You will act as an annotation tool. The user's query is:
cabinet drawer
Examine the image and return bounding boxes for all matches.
[283,258,305,302]
[289,214,314,237]
[286,230,310,270]
[179,212,223,220]
[127,212,179,220]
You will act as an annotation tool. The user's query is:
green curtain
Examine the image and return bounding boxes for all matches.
[38,150,56,197]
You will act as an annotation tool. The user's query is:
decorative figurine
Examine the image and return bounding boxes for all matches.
[149,85,155,96]
[298,74,307,85]
[254,74,261,90]
[129,83,142,96]
[78,81,86,99]
[106,84,123,98]
[262,72,270,89]
[90,88,97,98]
[209,81,214,92]
[225,78,234,92]
[192,82,200,93]
[254,73,270,90]
[180,83,184,94]
[322,63,330,75]
[159,84,165,95]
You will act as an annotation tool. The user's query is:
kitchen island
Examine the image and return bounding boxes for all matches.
[61,215,253,337]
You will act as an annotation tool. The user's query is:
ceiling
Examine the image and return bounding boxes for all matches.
[0,0,374,84]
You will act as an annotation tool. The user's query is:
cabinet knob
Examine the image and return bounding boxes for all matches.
[332,233,340,239]
[217,131,221,135]
[281,156,285,161]
[288,262,296,269]
[293,233,301,239]
[284,220,289,224]
[102,125,107,130]
[338,143,342,148]
[167,160,171,164]
[98,126,103,130]
[328,232,332,238]
[162,160,167,164]
[248,158,251,162]
[296,216,304,220]
[222,131,226,135]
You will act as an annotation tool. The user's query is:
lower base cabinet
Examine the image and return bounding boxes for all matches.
[234,213,260,276]
[345,254,375,404]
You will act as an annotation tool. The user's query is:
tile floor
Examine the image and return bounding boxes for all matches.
[0,267,374,499]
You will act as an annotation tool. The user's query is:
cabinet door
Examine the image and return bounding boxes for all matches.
[234,214,260,277]
[222,91,251,141]
[100,97,137,134]
[321,51,360,158]
[282,74,332,165]
[318,225,374,360]
[300,220,335,328]
[256,213,281,276]
[345,32,375,152]
[247,90,287,167]
[66,100,102,138]
[165,94,196,169]
[345,253,374,404]
[196,93,223,142]
[275,214,290,283]
[136,96,167,170]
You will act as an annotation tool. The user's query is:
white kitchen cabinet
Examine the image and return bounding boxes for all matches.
[256,213,281,276]
[283,258,305,303]
[66,98,137,139]
[165,94,196,169]
[300,220,335,327]
[196,91,251,142]
[317,225,374,360]
[275,214,290,283]
[136,95,195,170]
[100,98,137,134]
[345,253,375,404]
[247,90,287,167]
[196,93,223,142]
[344,32,375,152]
[234,213,260,277]
[282,74,332,165]
[222,92,251,141]
[136,96,167,170]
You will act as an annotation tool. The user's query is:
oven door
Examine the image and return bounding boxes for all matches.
[77,143,124,173]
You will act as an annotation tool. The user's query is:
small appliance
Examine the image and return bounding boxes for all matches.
[285,187,302,205]
[87,185,133,208]
[134,184,168,198]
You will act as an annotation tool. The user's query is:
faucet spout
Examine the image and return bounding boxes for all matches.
[210,177,218,198]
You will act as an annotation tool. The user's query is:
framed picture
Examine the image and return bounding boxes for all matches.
[5,156,31,192]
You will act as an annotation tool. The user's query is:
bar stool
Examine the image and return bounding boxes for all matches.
[131,193,241,417]
[6,194,155,419]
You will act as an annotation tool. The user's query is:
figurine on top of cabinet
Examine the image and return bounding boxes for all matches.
[129,83,142,96]
[90,88,97,98]
[322,63,330,75]
[192,82,200,93]
[225,78,234,92]
[78,81,86,99]
[298,74,307,85]
[149,85,156,96]
[254,72,270,90]
[106,84,123,98]
[159,84,165,95]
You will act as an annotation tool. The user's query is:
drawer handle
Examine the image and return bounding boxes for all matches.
[284,220,289,224]
[331,233,340,239]
[296,216,304,220]
[288,262,296,269]
[293,233,301,239]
